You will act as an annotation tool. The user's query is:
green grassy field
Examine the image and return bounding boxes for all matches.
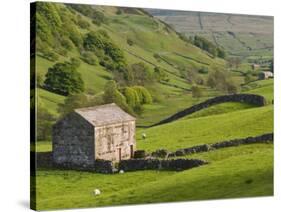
[34,143,273,210]
[137,105,273,152]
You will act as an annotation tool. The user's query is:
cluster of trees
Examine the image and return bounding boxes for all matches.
[112,62,162,87]
[56,80,153,119]
[190,36,226,59]
[83,30,127,71]
[207,70,239,94]
[103,81,153,115]
[35,2,112,64]
[35,2,86,60]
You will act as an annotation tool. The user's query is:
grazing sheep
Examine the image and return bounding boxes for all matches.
[119,170,124,174]
[142,133,146,140]
[93,189,101,196]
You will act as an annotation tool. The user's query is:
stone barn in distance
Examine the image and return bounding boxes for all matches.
[258,71,274,80]
[52,103,136,168]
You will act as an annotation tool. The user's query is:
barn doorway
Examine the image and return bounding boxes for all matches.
[118,148,121,161]
[130,145,134,158]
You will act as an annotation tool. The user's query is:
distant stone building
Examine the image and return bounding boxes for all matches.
[251,63,260,70]
[52,103,136,168]
[258,71,273,80]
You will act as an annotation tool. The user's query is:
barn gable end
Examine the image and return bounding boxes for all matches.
[52,112,95,167]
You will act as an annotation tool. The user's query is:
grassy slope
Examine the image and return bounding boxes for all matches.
[35,143,273,210]
[137,105,273,152]
[182,102,256,120]
[37,88,65,116]
[243,79,274,102]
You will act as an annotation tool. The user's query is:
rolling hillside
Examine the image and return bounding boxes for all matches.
[147,9,273,62]
[34,3,235,126]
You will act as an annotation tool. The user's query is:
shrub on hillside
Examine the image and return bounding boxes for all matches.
[64,23,83,48]
[153,53,161,62]
[127,38,134,46]
[69,57,81,68]
[127,62,154,85]
[91,10,107,26]
[132,86,153,104]
[81,51,96,65]
[123,87,141,108]
[191,85,203,98]
[103,81,133,114]
[217,47,226,59]
[153,66,169,82]
[60,37,74,50]
[77,16,90,29]
[198,67,209,74]
[44,62,84,95]
[37,42,59,61]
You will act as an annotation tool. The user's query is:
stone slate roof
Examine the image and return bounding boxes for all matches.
[74,103,136,127]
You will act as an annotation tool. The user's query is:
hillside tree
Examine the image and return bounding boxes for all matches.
[44,62,84,95]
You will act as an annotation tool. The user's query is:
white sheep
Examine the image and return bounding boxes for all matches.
[142,133,146,140]
[93,189,101,196]
[119,169,124,174]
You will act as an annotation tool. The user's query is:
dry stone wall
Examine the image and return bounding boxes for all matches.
[168,133,273,157]
[36,152,115,174]
[151,94,267,127]
[119,158,207,171]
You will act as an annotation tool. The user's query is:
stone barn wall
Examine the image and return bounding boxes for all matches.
[95,121,136,162]
[52,113,95,167]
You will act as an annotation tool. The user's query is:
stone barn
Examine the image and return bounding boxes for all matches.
[52,103,136,168]
[258,71,273,80]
